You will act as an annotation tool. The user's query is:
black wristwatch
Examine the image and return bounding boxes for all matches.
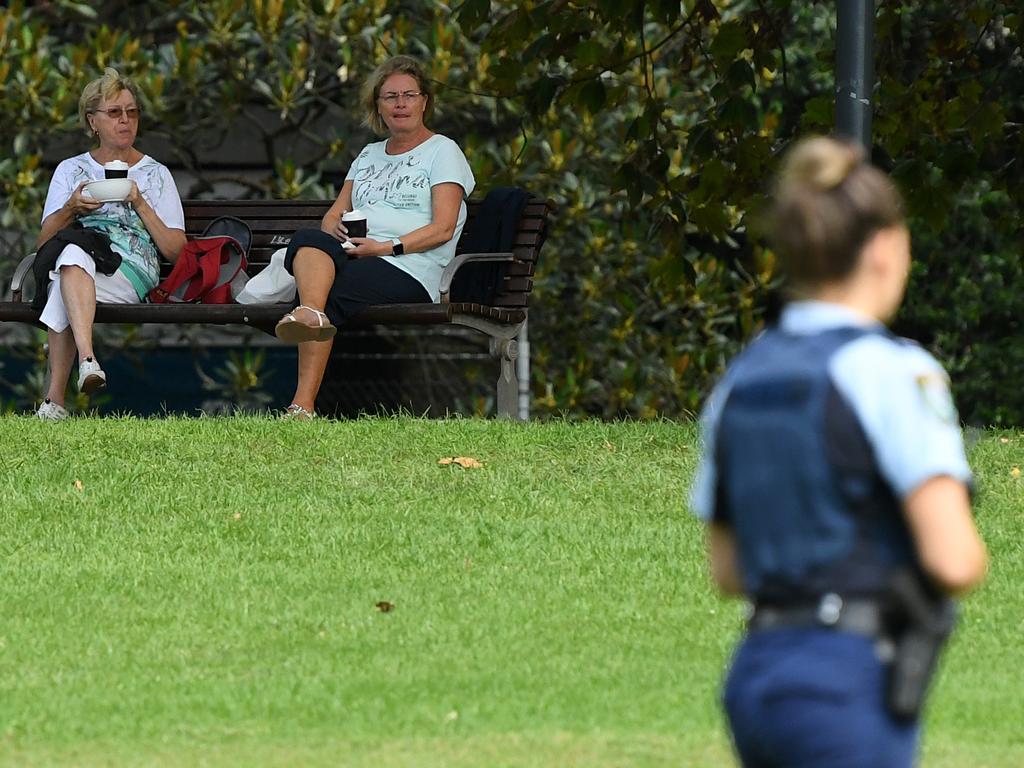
[391,238,404,256]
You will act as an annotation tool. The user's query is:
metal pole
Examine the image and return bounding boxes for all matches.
[517,319,530,421]
[835,0,875,151]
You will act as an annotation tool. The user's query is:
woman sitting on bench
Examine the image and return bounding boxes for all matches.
[34,68,186,421]
[274,55,475,419]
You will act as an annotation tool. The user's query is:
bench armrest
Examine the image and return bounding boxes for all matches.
[10,252,37,302]
[438,251,514,304]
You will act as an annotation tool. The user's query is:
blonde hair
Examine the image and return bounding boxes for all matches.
[78,68,141,137]
[361,55,434,136]
[769,137,905,284]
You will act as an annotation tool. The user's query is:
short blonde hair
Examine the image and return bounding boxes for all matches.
[768,137,905,285]
[79,68,141,137]
[361,55,434,136]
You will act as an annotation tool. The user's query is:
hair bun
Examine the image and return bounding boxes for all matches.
[769,135,904,285]
[783,137,861,190]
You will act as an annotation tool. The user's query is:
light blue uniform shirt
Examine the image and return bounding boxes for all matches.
[346,134,476,302]
[691,301,972,522]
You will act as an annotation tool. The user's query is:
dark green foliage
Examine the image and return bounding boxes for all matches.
[1,1,1021,421]
[875,3,1024,425]
[895,187,1024,426]
[466,0,1023,422]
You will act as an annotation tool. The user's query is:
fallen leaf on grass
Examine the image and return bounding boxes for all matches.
[1000,437,1010,444]
[1012,467,1021,478]
[375,601,395,613]
[233,513,242,521]
[444,710,459,723]
[438,456,483,469]
[73,479,84,492]
[603,440,615,451]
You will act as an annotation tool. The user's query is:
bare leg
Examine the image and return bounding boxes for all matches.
[288,247,336,411]
[292,340,334,412]
[59,265,98,362]
[44,328,77,406]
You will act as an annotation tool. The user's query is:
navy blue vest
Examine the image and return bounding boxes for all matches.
[714,326,917,604]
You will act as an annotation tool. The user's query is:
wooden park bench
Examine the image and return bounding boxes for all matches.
[0,194,553,419]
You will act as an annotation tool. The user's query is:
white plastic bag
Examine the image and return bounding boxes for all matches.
[234,247,296,304]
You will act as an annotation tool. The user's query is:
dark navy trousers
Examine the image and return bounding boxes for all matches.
[724,629,919,768]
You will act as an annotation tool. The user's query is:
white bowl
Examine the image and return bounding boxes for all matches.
[83,178,132,202]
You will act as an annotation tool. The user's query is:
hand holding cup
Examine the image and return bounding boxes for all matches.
[340,209,368,240]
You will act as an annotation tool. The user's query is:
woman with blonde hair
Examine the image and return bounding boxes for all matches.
[690,136,987,766]
[272,54,475,418]
[35,67,185,420]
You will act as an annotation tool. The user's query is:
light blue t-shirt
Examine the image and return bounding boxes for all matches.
[345,134,476,302]
[690,301,972,522]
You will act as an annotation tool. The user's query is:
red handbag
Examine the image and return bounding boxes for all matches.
[148,235,246,304]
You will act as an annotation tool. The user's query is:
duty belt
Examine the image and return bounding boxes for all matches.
[748,593,888,638]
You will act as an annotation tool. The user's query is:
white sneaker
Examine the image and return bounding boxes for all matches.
[36,399,69,421]
[78,357,106,395]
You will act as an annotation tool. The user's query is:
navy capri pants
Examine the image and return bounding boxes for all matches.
[284,228,430,327]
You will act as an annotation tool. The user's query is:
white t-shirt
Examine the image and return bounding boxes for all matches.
[42,152,185,298]
[345,134,476,302]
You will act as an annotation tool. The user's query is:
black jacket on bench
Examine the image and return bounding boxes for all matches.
[450,186,530,305]
[32,225,121,311]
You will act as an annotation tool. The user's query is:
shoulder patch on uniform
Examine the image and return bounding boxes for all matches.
[915,374,958,424]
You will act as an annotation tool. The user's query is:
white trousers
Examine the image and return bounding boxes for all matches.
[40,245,139,333]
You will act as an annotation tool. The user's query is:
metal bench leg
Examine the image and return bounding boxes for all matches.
[492,337,519,419]
[516,319,530,421]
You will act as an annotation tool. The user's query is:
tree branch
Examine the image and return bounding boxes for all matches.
[639,3,654,100]
[755,0,788,91]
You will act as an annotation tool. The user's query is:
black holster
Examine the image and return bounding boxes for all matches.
[885,569,957,720]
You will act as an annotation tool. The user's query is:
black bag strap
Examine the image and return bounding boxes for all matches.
[201,215,252,257]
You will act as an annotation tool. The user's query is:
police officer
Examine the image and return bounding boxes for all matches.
[690,137,987,768]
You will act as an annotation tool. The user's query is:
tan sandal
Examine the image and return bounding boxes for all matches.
[275,305,337,343]
[281,403,316,420]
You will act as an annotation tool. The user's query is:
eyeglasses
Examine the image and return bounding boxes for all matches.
[378,91,423,104]
[93,106,141,120]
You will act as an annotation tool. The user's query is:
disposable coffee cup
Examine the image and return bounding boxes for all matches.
[104,160,129,179]
[342,209,367,239]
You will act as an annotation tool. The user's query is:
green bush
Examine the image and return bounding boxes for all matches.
[896,185,1024,425]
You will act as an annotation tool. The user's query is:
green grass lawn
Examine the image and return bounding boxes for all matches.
[0,417,1020,767]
